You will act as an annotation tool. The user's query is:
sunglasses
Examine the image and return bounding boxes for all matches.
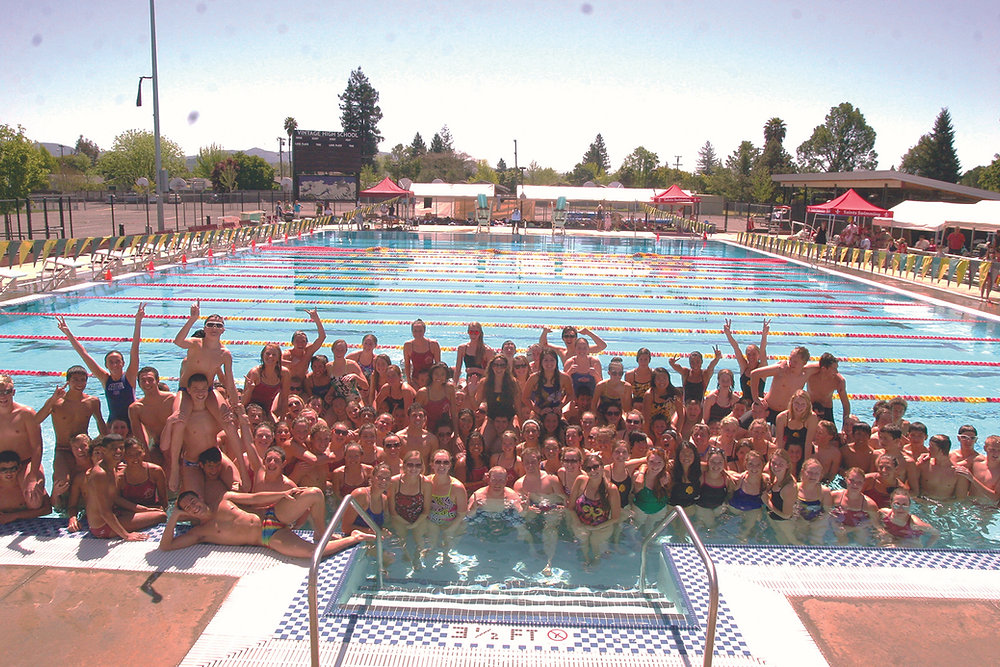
[205,322,224,328]
[514,363,528,369]
[334,429,350,436]
[0,388,14,396]
[626,419,642,424]
[383,442,401,449]
[0,465,19,473]
[584,464,602,471]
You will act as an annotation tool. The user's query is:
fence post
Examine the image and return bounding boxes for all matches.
[25,199,33,240]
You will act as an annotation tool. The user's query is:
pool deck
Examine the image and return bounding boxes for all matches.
[4,224,1000,666]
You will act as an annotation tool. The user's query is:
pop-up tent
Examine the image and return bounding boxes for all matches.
[806,188,891,238]
[652,184,701,203]
[360,177,412,199]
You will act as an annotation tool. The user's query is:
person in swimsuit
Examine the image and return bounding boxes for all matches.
[346,333,379,383]
[80,435,150,541]
[693,448,734,529]
[388,450,430,568]
[538,324,607,364]
[643,367,682,433]
[631,447,671,536]
[877,488,940,548]
[403,319,441,387]
[830,467,878,545]
[593,357,633,426]
[55,303,144,428]
[342,462,392,535]
[364,354,392,408]
[117,438,168,515]
[281,309,327,390]
[764,449,803,545]
[454,430,490,492]
[326,339,369,405]
[161,487,372,558]
[466,466,529,540]
[0,449,52,525]
[454,322,494,383]
[330,443,374,503]
[425,449,468,559]
[376,365,416,430]
[669,347,722,403]
[564,337,603,406]
[522,348,574,419]
[514,446,566,574]
[490,430,525,488]
[794,458,832,545]
[568,453,621,564]
[625,347,654,405]
[243,343,291,421]
[863,453,903,509]
[723,318,769,400]
[703,368,739,424]
[775,389,818,461]
[727,449,766,541]
[670,441,701,515]
[416,362,458,433]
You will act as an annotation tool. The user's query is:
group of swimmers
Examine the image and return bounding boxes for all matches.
[2,307,997,567]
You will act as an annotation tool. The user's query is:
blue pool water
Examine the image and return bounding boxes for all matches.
[2,229,998,549]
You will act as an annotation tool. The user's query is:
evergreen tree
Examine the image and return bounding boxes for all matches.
[339,67,384,163]
[901,108,961,183]
[581,133,610,173]
[696,141,720,175]
[74,135,101,166]
[430,133,446,154]
[409,132,426,158]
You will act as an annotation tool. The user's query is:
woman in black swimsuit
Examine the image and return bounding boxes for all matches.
[723,318,770,399]
[522,348,574,419]
[455,322,494,383]
[669,347,722,403]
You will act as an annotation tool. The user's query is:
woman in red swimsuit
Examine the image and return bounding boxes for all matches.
[242,343,290,420]
[388,450,430,567]
[114,439,168,530]
[830,466,878,545]
[877,488,940,548]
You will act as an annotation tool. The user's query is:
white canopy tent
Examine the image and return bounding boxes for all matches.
[944,200,1000,232]
[872,201,975,232]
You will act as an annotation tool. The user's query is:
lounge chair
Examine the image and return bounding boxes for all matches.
[552,196,568,236]
[475,194,491,233]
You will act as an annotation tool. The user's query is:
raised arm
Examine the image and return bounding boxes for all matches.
[758,319,770,365]
[723,319,748,371]
[173,301,201,350]
[125,303,145,387]
[158,508,203,551]
[303,309,326,356]
[578,327,607,355]
[55,316,108,383]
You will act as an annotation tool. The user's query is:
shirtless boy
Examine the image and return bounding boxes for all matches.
[749,346,819,424]
[0,374,45,509]
[0,450,51,525]
[167,374,240,496]
[397,404,438,464]
[950,424,982,470]
[917,434,969,500]
[538,325,607,363]
[841,422,879,474]
[83,435,149,540]
[956,434,1000,503]
[36,365,106,502]
[806,353,850,428]
[281,309,326,389]
[128,366,176,467]
[159,487,372,559]
[514,447,566,572]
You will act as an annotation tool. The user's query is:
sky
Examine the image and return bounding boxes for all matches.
[3,0,999,176]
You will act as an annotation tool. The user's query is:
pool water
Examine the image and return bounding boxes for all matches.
[2,229,998,549]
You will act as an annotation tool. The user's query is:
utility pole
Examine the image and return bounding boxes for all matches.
[277,138,285,179]
[149,0,165,232]
[674,155,682,171]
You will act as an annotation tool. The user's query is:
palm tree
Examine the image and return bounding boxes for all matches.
[283,117,297,177]
[763,117,787,145]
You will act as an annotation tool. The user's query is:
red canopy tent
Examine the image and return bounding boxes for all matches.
[806,188,891,217]
[806,188,891,240]
[360,177,412,199]
[652,184,701,203]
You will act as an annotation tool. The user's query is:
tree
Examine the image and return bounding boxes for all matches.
[978,154,1000,193]
[211,157,239,192]
[763,118,787,145]
[232,151,275,190]
[712,141,759,201]
[283,116,297,175]
[418,151,474,182]
[0,124,50,207]
[429,126,454,154]
[796,102,877,172]
[429,133,446,154]
[582,134,610,173]
[617,146,659,187]
[75,135,100,166]
[899,108,961,183]
[339,67,383,162]
[524,160,560,185]
[386,143,420,181]
[471,160,498,183]
[194,143,229,178]
[696,141,720,175]
[97,129,187,189]
[409,133,426,158]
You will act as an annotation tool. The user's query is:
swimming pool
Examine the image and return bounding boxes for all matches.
[2,229,998,548]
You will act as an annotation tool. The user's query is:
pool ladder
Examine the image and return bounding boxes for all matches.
[308,495,385,667]
[639,507,719,667]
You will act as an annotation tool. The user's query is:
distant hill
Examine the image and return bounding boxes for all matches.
[184,146,280,171]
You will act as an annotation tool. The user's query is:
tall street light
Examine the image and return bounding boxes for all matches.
[148,0,165,232]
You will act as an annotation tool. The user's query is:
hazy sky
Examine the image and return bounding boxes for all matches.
[3,0,998,175]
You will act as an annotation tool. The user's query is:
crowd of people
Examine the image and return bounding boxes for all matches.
[3,306,998,567]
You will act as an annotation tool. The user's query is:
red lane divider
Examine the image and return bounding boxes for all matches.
[56,294,973,323]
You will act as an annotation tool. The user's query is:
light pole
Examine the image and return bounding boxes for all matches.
[277,138,286,179]
[136,1,166,232]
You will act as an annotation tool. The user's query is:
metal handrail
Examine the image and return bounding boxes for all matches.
[638,506,719,667]
[309,495,384,667]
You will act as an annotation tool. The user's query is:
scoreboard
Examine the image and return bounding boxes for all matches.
[292,130,362,174]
